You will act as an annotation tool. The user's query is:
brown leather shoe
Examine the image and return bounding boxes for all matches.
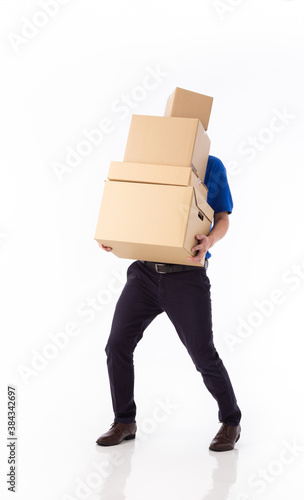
[209,423,241,452]
[96,422,137,446]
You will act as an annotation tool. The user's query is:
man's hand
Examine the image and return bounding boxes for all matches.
[98,242,113,252]
[187,212,230,263]
[188,234,213,263]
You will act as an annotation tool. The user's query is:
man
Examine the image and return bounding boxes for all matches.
[96,155,242,451]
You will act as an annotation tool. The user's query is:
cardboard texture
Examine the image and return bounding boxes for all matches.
[94,88,215,266]
[123,115,210,182]
[108,161,208,199]
[164,87,213,131]
[94,181,214,267]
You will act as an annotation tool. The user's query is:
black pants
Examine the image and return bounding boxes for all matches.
[105,260,242,426]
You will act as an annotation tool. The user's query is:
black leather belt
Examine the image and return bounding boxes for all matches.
[141,260,208,274]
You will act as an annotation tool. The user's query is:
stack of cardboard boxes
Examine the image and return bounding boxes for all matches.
[94,87,214,267]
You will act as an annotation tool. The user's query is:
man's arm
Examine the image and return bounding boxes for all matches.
[187,211,230,264]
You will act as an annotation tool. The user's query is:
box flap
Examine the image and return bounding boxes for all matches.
[108,161,193,186]
[190,170,208,199]
[193,187,214,222]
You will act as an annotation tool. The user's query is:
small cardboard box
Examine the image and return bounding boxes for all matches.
[108,161,208,199]
[164,87,213,131]
[94,180,214,267]
[123,115,210,182]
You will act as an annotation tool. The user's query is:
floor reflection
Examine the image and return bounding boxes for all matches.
[94,440,135,500]
[93,437,239,499]
[202,449,239,499]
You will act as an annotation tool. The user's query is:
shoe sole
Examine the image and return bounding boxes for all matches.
[209,433,240,452]
[96,434,136,446]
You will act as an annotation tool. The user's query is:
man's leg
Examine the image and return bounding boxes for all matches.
[105,261,163,424]
[160,268,241,427]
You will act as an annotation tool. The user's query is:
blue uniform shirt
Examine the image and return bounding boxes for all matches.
[203,155,233,260]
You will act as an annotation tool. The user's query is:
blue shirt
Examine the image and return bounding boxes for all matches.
[203,155,233,259]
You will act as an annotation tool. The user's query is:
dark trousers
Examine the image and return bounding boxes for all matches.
[105,260,242,426]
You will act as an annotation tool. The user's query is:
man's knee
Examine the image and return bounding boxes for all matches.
[105,336,119,357]
[105,332,134,358]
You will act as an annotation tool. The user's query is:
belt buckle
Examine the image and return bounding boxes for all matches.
[155,263,167,274]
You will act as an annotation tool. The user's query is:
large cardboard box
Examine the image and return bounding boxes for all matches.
[108,161,208,199]
[123,115,210,182]
[164,87,213,131]
[94,181,214,267]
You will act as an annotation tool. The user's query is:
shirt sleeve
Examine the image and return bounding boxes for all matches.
[206,157,233,215]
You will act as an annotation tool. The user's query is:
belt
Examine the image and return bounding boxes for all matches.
[141,260,208,274]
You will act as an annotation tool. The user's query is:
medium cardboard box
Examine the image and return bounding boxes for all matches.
[123,115,210,182]
[94,180,214,267]
[164,87,213,131]
[108,161,208,199]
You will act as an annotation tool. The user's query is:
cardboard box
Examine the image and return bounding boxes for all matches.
[164,87,213,131]
[108,161,208,199]
[123,115,210,182]
[94,181,214,267]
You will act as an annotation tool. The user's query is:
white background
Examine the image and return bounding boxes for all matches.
[1,1,304,499]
